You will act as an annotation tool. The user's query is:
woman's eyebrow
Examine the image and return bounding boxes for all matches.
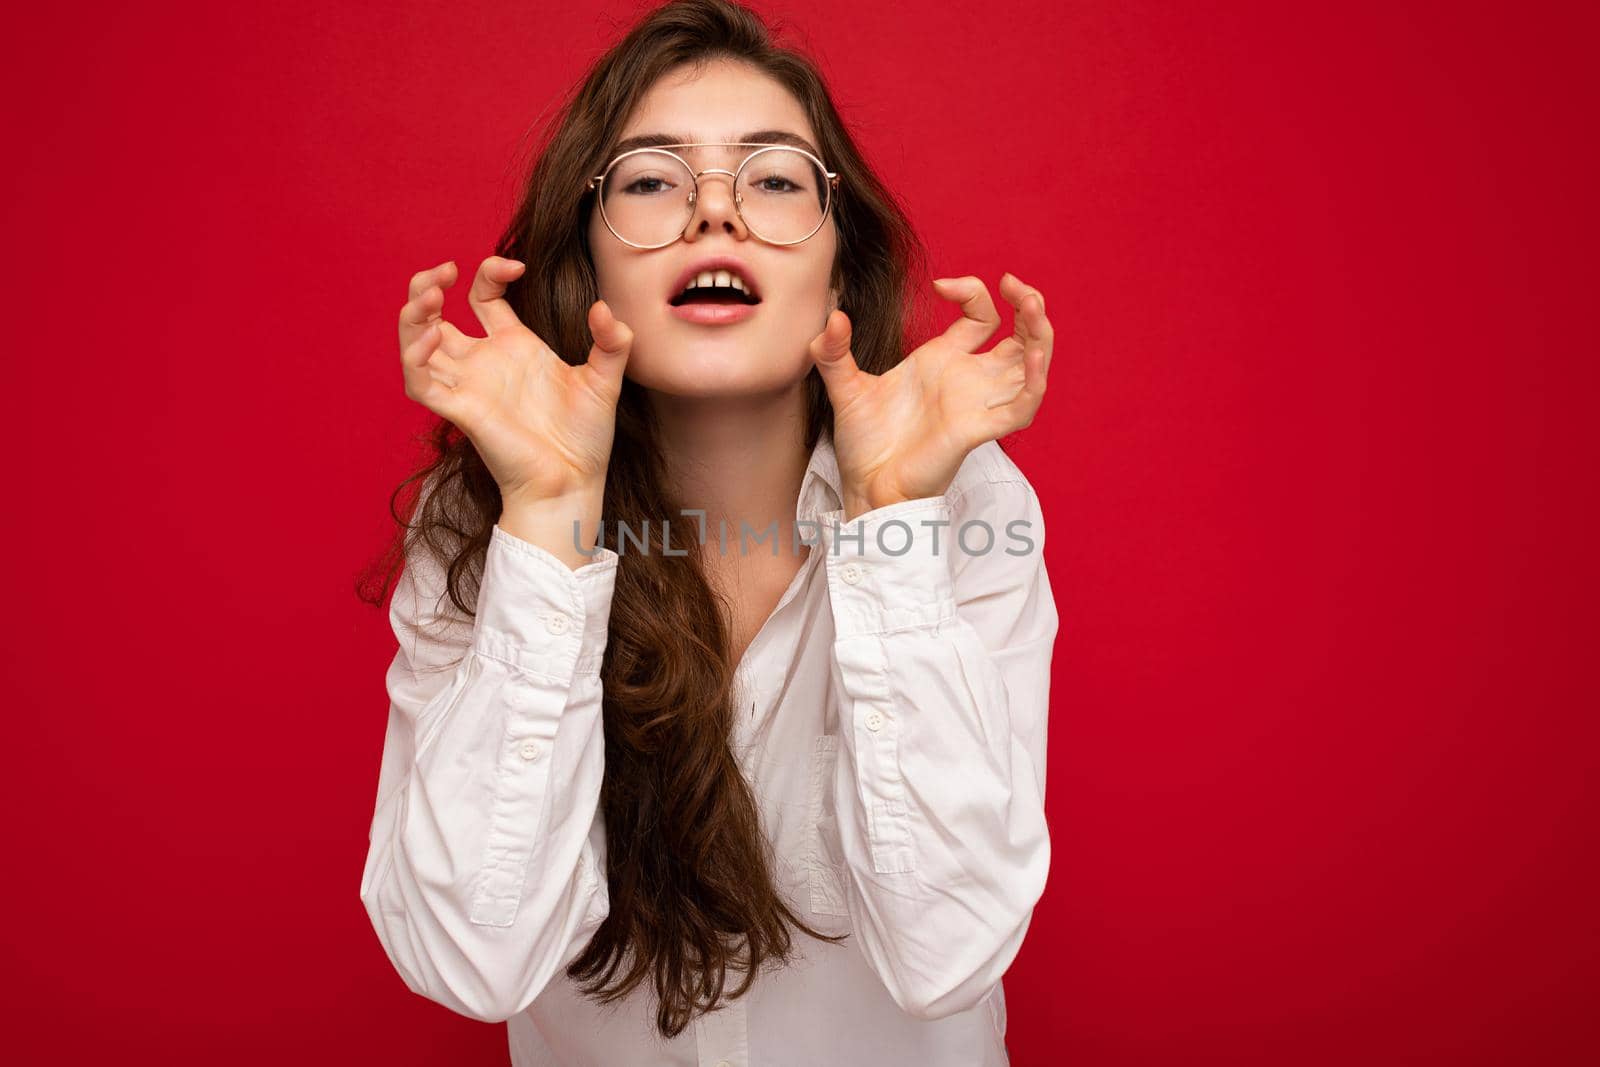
[609,129,823,158]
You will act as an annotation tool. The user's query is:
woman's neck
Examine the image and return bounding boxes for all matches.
[649,384,812,557]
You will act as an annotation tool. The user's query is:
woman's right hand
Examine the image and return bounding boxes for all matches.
[398,256,633,509]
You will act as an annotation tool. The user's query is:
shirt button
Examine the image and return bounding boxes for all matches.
[840,562,863,585]
[865,710,884,732]
[546,613,571,635]
[519,741,542,761]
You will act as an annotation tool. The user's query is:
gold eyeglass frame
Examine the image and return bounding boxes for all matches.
[588,142,842,249]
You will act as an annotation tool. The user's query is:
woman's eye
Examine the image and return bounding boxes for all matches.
[757,177,800,192]
[624,177,670,194]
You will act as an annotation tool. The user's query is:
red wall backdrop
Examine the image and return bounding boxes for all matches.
[3,1,1594,1063]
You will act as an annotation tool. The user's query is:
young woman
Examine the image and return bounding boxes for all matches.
[358,1,1057,1063]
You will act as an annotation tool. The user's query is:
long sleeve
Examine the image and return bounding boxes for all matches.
[358,519,618,1023]
[817,472,1057,1021]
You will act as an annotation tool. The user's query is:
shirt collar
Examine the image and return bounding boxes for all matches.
[798,428,842,522]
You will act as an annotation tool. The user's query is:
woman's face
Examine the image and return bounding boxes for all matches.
[587,58,839,399]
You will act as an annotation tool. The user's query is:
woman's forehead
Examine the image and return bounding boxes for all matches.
[621,61,817,148]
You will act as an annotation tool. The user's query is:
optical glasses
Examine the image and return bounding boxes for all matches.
[589,142,841,249]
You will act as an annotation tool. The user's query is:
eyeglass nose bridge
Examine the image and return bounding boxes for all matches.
[685,166,742,214]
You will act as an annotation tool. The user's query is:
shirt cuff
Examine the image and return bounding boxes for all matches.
[470,523,620,678]
[816,495,958,637]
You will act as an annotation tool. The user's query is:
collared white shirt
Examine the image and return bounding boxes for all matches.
[360,430,1058,1065]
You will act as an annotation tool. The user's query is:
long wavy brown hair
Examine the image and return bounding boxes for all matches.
[357,0,935,1039]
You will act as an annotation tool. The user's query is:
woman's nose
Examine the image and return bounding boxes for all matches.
[683,170,749,240]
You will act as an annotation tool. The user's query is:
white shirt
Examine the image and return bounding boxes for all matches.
[359,430,1058,1066]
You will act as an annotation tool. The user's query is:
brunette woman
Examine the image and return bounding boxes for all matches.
[359,2,1057,1062]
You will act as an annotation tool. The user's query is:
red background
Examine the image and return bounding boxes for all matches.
[3,1,1595,1063]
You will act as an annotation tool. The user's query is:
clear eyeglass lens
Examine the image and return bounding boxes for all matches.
[599,148,829,245]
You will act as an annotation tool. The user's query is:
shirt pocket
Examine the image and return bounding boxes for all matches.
[806,734,850,917]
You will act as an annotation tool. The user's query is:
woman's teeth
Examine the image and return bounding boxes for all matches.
[673,270,759,305]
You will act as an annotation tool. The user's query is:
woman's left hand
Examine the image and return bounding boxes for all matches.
[807,272,1054,520]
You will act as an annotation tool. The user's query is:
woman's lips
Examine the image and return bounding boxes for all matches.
[668,300,758,325]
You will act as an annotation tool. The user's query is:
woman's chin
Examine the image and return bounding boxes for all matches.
[628,353,808,401]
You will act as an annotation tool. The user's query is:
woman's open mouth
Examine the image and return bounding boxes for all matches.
[668,283,761,325]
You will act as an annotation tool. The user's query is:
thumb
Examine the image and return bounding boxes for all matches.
[586,299,633,387]
[808,309,864,405]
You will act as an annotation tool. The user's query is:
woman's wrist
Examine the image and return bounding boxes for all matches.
[841,488,911,522]
[499,484,607,570]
